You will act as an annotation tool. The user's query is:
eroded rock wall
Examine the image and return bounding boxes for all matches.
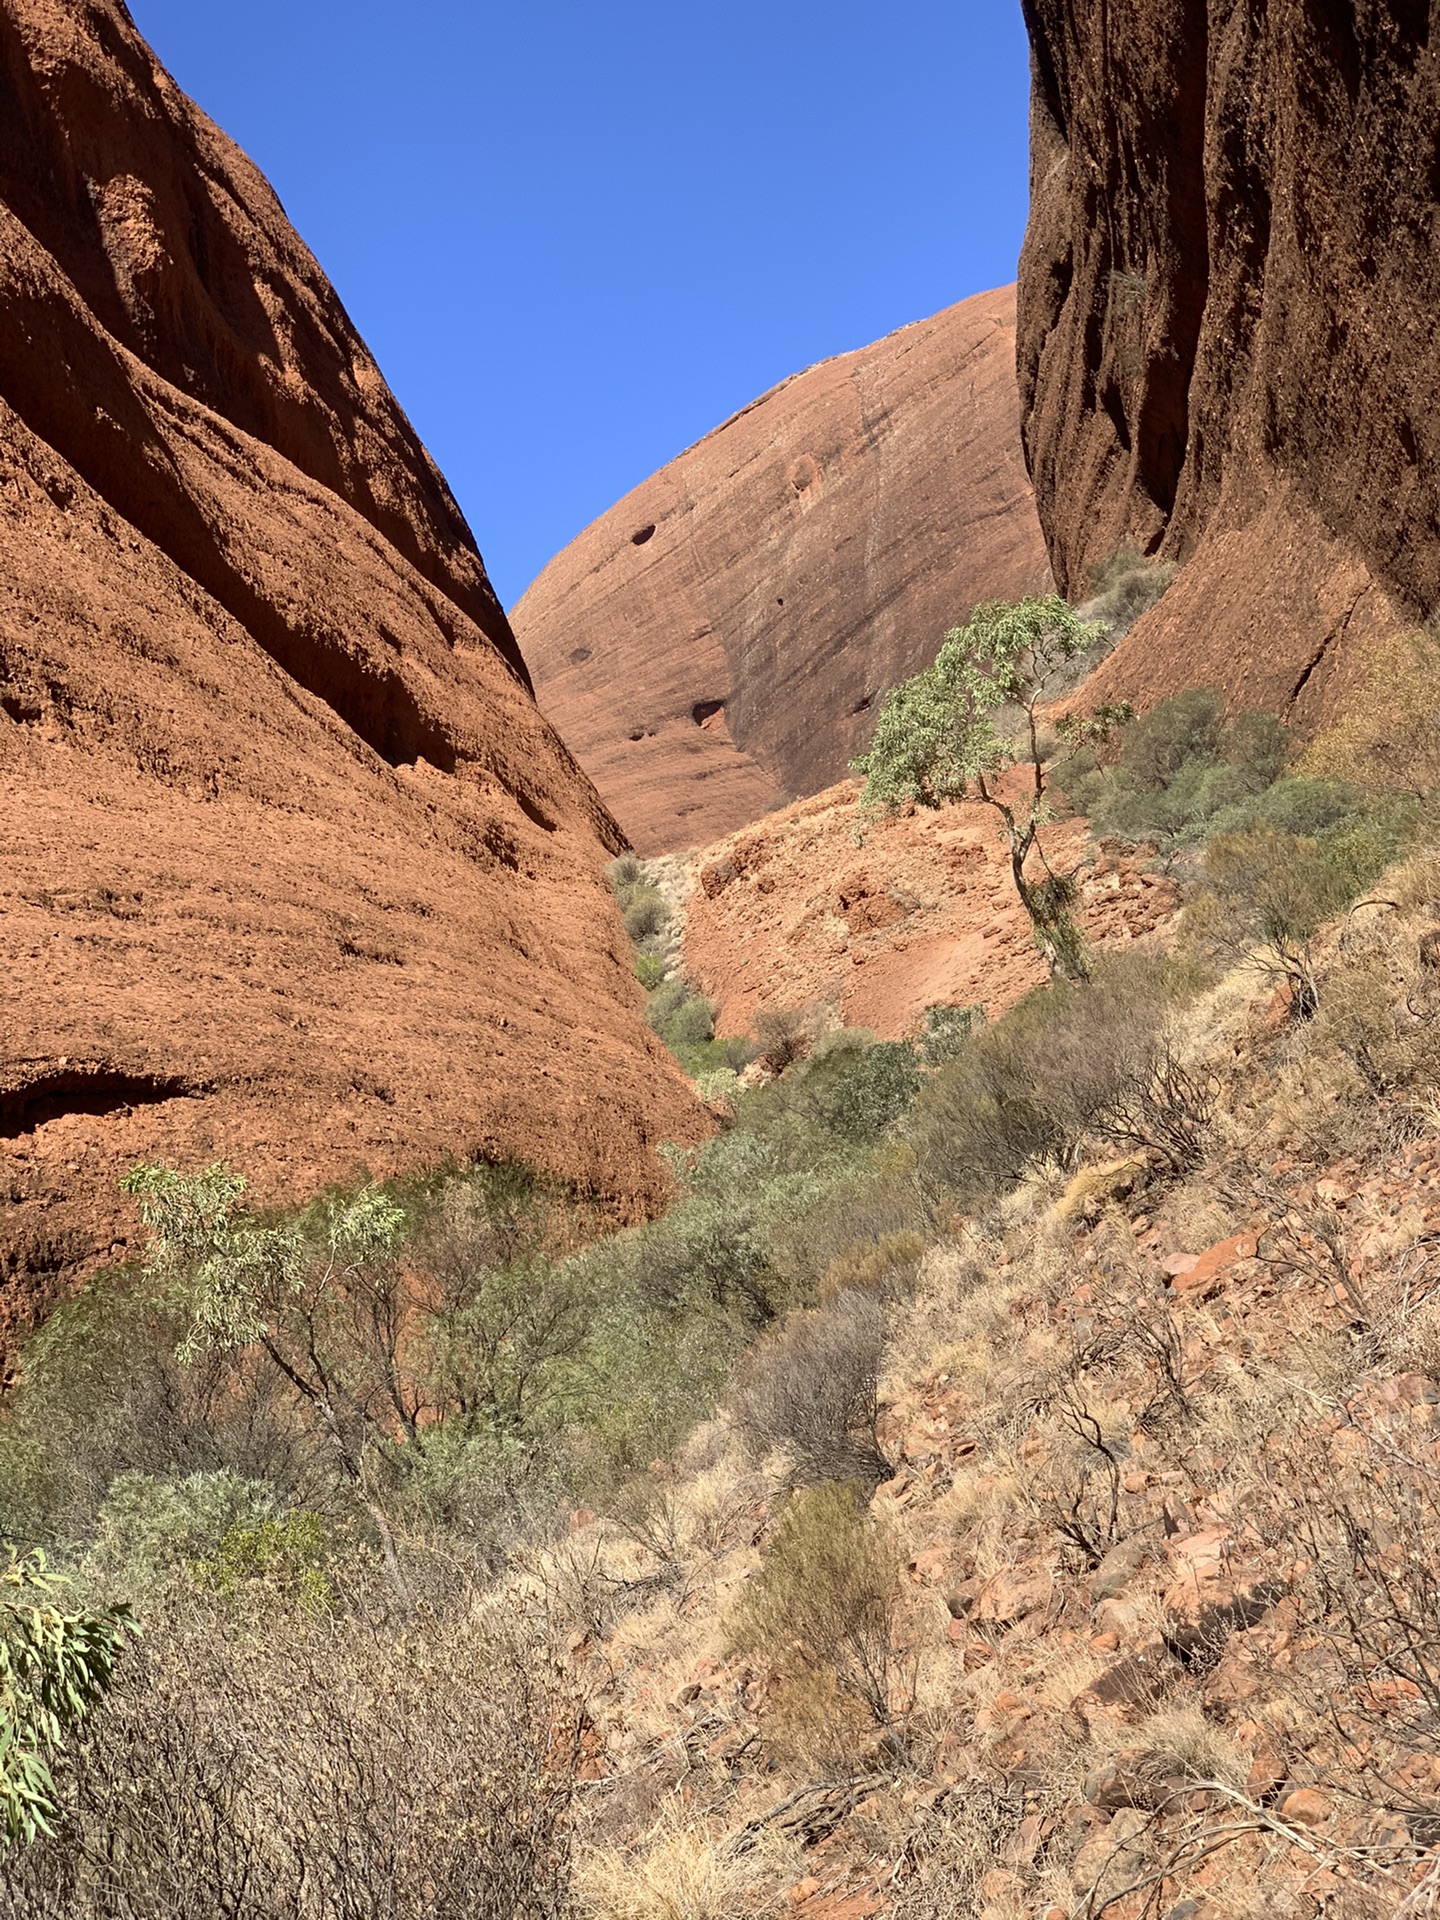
[516,289,1050,854]
[0,0,703,1336]
[1018,0,1436,722]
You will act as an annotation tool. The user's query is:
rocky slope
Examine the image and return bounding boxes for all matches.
[0,0,702,1340]
[552,857,1440,1920]
[1017,0,1433,729]
[515,289,1049,855]
[682,778,1179,1043]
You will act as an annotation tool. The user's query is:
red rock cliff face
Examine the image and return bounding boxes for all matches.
[0,0,704,1337]
[1017,0,1436,722]
[514,290,1049,855]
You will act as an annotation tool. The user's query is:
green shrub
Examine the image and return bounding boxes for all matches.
[729,1481,902,1737]
[1062,689,1296,849]
[0,1549,137,1845]
[790,1037,922,1145]
[195,1513,330,1608]
[920,1002,985,1067]
[622,889,670,943]
[93,1471,277,1585]
[906,952,1207,1208]
[1083,548,1178,637]
[660,994,717,1054]
[634,953,666,990]
[1188,819,1404,1014]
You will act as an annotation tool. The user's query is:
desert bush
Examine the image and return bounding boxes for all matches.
[1062,688,1294,849]
[0,1592,578,1917]
[728,1291,892,1488]
[0,1269,313,1552]
[817,1232,927,1305]
[762,1159,927,1307]
[1303,624,1440,798]
[919,1001,985,1066]
[889,1780,1028,1920]
[1082,546,1177,638]
[124,1166,420,1602]
[644,977,749,1077]
[645,975,692,1036]
[1188,819,1400,1013]
[662,993,719,1054]
[753,1004,817,1074]
[729,1481,904,1745]
[634,953,667,990]
[787,1035,922,1145]
[906,953,1209,1209]
[624,890,670,942]
[611,856,672,949]
[575,1813,797,1920]
[91,1470,279,1585]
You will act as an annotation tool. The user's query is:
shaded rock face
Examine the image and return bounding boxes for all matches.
[0,0,704,1337]
[515,288,1049,855]
[1017,0,1435,724]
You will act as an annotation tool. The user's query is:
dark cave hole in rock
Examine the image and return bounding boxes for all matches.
[692,699,726,729]
[852,692,874,714]
[631,524,656,546]
[516,790,558,832]
[0,1070,194,1139]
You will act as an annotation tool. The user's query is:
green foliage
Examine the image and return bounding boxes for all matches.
[855,596,1115,979]
[661,993,717,1054]
[729,1482,901,1733]
[856,595,1104,814]
[94,1470,276,1583]
[643,973,749,1078]
[1061,689,1306,851]
[1083,548,1177,636]
[906,952,1207,1208]
[121,1164,406,1362]
[425,1253,597,1442]
[634,952,666,990]
[609,856,671,949]
[0,1549,136,1845]
[919,1003,986,1067]
[1189,816,1406,1012]
[195,1513,330,1608]
[787,1036,922,1145]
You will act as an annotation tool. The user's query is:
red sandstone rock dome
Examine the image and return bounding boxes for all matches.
[1017,0,1432,729]
[514,287,1049,855]
[0,0,704,1339]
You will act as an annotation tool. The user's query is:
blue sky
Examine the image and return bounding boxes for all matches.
[127,1,1033,609]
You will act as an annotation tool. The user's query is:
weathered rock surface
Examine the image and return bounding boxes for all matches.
[516,289,1049,854]
[682,778,1179,1042]
[1017,0,1433,725]
[0,0,703,1338]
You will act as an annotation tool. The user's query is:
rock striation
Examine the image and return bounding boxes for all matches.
[1017,0,1437,726]
[0,0,703,1340]
[515,289,1049,855]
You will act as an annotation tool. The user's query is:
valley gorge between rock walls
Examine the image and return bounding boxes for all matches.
[12,4,1440,1919]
